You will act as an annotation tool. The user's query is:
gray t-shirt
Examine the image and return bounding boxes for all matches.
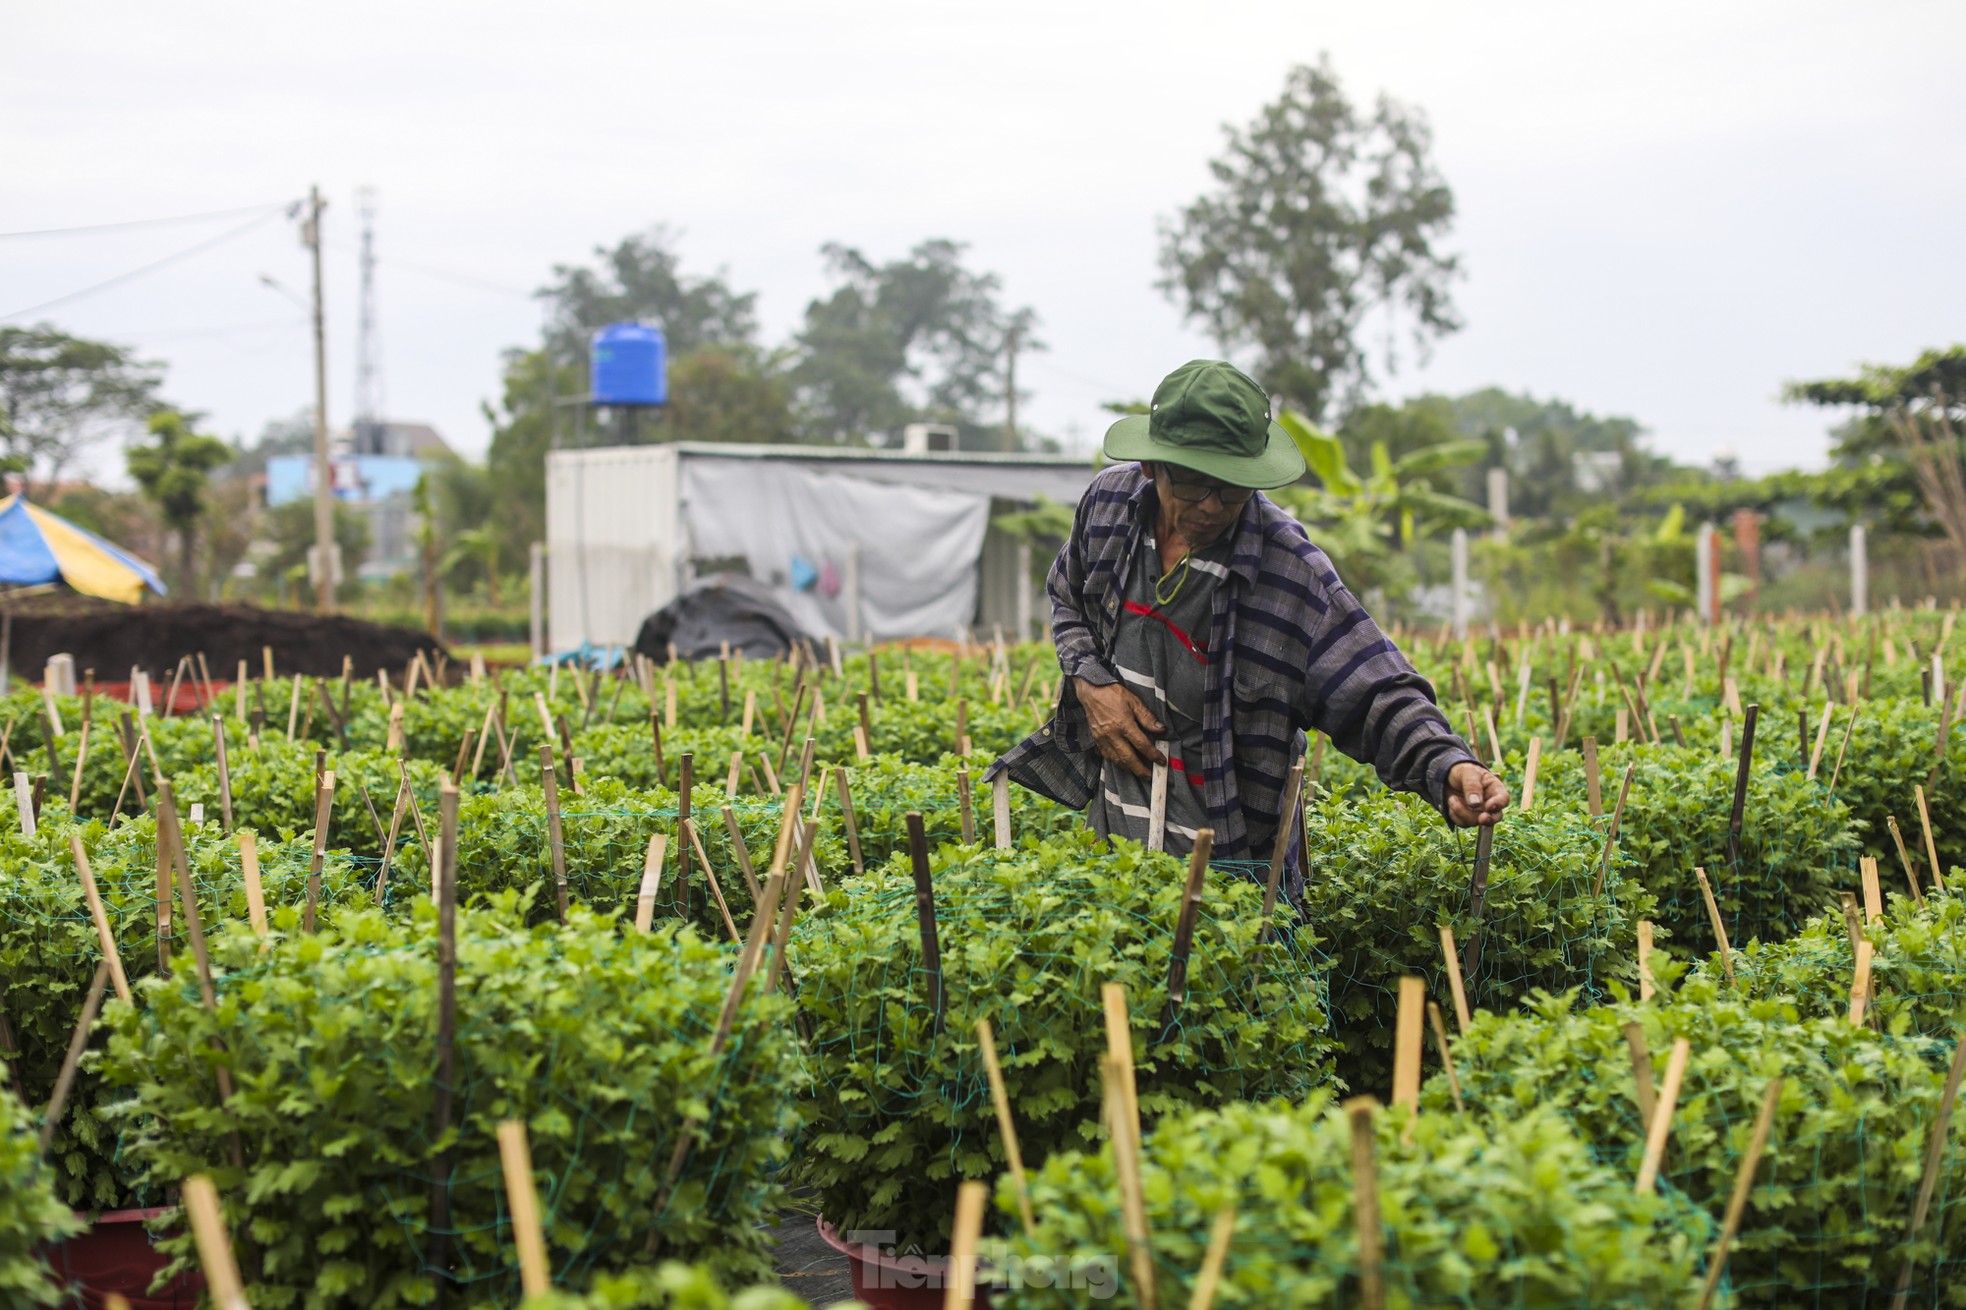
[1086,530,1230,855]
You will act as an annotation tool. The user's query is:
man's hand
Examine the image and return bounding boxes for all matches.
[1446,761,1510,828]
[1075,677,1165,778]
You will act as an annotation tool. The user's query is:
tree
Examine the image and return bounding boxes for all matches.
[126,409,232,591]
[0,325,161,496]
[1437,388,1668,520]
[791,239,1034,447]
[483,347,584,573]
[1158,57,1460,420]
[538,226,760,361]
[262,498,369,589]
[662,348,796,444]
[1787,347,1966,564]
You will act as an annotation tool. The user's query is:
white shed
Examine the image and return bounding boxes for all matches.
[543,443,1097,652]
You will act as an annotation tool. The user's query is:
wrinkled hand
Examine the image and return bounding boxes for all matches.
[1075,677,1166,778]
[1446,761,1510,827]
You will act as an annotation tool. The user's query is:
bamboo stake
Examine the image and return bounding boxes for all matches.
[1146,742,1169,852]
[1693,1077,1783,1310]
[1634,1037,1692,1194]
[1624,1023,1658,1131]
[238,832,267,940]
[303,772,335,933]
[975,1017,1035,1238]
[721,805,761,902]
[944,1180,987,1310]
[1827,706,1860,795]
[1889,1032,1966,1308]
[1161,831,1214,1039]
[1101,1011,1156,1310]
[496,1120,551,1298]
[1806,702,1833,779]
[1594,763,1636,898]
[539,745,571,921]
[956,764,975,844]
[1425,1001,1464,1112]
[1257,762,1305,943]
[1187,1206,1237,1310]
[65,721,87,816]
[1694,867,1735,986]
[684,818,740,943]
[633,833,667,933]
[1519,736,1541,811]
[182,1175,249,1310]
[1348,1097,1384,1310]
[1861,855,1884,923]
[1391,976,1425,1114]
[1849,940,1875,1026]
[905,811,945,1035]
[70,836,131,1003]
[1888,816,1926,904]
[39,958,110,1155]
[1637,920,1655,1002]
[1582,735,1603,816]
[1439,925,1471,1033]
[1915,785,1945,892]
[991,770,1012,850]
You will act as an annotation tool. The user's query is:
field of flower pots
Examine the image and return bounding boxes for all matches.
[3,611,1966,1308]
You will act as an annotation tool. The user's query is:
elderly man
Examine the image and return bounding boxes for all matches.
[991,359,1507,895]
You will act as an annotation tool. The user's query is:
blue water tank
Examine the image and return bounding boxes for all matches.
[590,322,668,406]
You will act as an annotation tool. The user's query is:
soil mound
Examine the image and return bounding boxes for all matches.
[0,595,448,682]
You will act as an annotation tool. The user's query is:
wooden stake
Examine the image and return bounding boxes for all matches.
[1827,706,1859,795]
[496,1120,551,1298]
[182,1175,249,1310]
[684,818,740,943]
[1594,763,1636,898]
[905,812,945,1033]
[1519,736,1541,811]
[1634,1037,1691,1194]
[1624,1023,1658,1131]
[1888,816,1926,904]
[1693,1077,1783,1310]
[1187,1206,1237,1310]
[39,957,110,1155]
[1915,785,1945,892]
[632,833,668,934]
[944,1179,987,1310]
[539,745,571,920]
[1582,736,1603,816]
[1860,855,1884,923]
[1347,1097,1384,1310]
[1889,1032,1966,1308]
[956,764,975,844]
[1161,830,1214,1038]
[238,832,267,940]
[1425,1001,1463,1112]
[303,772,335,933]
[70,836,131,1003]
[991,770,1012,850]
[721,805,761,902]
[1101,1025,1157,1310]
[1146,741,1169,852]
[1694,867,1735,985]
[1257,761,1305,943]
[975,1017,1035,1237]
[1637,920,1655,1002]
[66,721,87,816]
[1725,703,1758,870]
[1849,939,1875,1026]
[1391,975,1425,1113]
[1439,924,1471,1033]
[1806,702,1833,779]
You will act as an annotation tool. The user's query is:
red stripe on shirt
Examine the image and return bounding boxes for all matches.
[1122,600,1209,663]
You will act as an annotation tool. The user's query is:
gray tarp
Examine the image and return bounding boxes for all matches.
[680,459,991,640]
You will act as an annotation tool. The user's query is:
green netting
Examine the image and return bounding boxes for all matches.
[97,900,799,1307]
[787,831,1333,1250]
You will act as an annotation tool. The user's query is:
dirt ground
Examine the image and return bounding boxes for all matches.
[0,594,447,682]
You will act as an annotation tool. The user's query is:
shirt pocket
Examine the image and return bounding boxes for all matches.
[1231,660,1298,718]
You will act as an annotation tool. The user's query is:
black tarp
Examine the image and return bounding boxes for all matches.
[632,573,813,664]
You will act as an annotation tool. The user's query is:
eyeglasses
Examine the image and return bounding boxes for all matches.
[1163,472,1255,506]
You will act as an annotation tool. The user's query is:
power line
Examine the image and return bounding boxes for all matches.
[0,209,288,323]
[0,200,293,240]
[322,238,534,298]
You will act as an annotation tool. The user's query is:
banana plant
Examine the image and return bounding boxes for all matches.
[1276,410,1491,547]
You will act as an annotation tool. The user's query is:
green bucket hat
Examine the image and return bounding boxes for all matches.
[1103,359,1306,489]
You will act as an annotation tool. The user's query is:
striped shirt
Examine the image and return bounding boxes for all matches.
[990,462,1477,890]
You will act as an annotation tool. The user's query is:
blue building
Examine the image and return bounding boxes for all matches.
[264,421,453,580]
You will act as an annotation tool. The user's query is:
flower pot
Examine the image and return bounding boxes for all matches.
[815,1214,992,1310]
[42,1206,205,1310]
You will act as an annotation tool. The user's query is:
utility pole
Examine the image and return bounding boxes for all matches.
[305,185,335,614]
[1003,321,1019,452]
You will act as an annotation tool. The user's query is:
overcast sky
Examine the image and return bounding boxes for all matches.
[4,0,1960,482]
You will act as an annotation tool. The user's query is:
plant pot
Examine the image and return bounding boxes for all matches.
[42,1206,205,1310]
[815,1215,991,1310]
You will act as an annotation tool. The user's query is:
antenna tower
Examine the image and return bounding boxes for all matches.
[353,186,384,453]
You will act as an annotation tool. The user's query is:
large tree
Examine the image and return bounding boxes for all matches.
[0,325,161,496]
[1787,346,1966,563]
[1158,57,1461,420]
[538,225,760,361]
[791,239,1034,447]
[125,409,232,591]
